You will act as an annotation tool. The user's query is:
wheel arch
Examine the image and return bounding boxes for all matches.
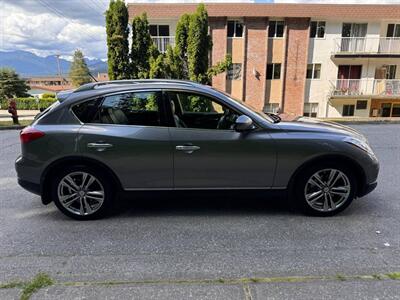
[287,154,367,198]
[40,156,123,205]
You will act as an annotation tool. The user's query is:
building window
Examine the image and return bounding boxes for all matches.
[392,104,400,117]
[387,24,400,37]
[268,21,284,38]
[306,64,321,79]
[226,63,242,80]
[356,100,368,110]
[266,63,281,80]
[386,65,397,79]
[227,21,243,38]
[264,103,280,113]
[149,25,169,36]
[303,103,318,117]
[343,104,355,116]
[310,21,326,38]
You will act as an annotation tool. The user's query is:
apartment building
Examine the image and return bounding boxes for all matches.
[128,2,400,118]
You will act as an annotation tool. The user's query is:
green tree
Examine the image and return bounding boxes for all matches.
[131,13,154,79]
[167,4,231,84]
[0,68,29,100]
[106,0,130,80]
[187,4,211,83]
[69,50,92,87]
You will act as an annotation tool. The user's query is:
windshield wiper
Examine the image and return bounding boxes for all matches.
[266,112,281,123]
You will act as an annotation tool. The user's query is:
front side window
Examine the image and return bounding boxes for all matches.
[227,21,243,38]
[306,64,321,79]
[310,21,326,38]
[268,21,284,38]
[100,91,162,126]
[266,63,282,80]
[166,91,239,130]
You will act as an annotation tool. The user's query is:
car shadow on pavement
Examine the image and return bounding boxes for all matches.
[114,190,295,218]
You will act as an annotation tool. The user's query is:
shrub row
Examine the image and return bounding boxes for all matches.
[0,97,56,110]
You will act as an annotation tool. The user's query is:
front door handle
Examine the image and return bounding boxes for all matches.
[87,142,113,152]
[176,145,200,154]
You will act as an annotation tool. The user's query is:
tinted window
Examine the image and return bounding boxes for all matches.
[72,98,102,123]
[100,91,162,126]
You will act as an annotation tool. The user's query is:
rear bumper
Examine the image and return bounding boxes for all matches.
[358,181,378,197]
[18,178,41,195]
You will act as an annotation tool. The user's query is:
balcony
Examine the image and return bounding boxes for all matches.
[333,37,400,57]
[151,36,175,53]
[330,79,400,97]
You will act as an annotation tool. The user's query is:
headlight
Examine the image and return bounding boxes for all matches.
[344,137,374,155]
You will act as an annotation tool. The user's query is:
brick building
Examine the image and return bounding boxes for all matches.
[128,1,400,118]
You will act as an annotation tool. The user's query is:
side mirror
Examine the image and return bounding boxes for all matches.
[234,115,254,132]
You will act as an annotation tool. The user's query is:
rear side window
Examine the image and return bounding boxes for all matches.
[100,91,162,126]
[72,92,163,126]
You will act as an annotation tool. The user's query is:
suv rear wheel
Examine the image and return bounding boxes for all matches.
[294,163,357,216]
[51,165,114,220]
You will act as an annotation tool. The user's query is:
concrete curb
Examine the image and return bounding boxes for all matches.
[0,126,25,131]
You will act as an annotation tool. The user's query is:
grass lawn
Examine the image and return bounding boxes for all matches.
[0,119,32,127]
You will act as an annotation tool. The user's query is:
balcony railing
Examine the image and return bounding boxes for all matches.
[330,79,400,97]
[333,37,400,55]
[151,36,175,53]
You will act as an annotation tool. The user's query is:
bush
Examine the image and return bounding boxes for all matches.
[0,97,56,110]
[42,93,56,99]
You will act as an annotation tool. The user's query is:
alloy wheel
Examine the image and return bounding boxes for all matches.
[304,168,351,212]
[57,171,105,216]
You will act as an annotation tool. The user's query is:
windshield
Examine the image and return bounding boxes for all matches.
[213,88,279,123]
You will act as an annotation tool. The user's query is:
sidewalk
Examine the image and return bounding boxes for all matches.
[0,110,39,121]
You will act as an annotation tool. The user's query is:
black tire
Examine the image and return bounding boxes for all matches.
[51,165,114,220]
[293,162,357,216]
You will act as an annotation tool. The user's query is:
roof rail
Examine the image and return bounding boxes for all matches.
[74,79,201,92]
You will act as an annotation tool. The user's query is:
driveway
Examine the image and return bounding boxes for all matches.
[0,125,399,299]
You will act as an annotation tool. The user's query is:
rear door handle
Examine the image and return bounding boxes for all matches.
[176,145,200,154]
[87,142,113,152]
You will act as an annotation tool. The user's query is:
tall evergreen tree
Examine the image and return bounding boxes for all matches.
[187,4,211,83]
[0,68,29,99]
[69,50,91,87]
[130,13,154,79]
[106,0,130,80]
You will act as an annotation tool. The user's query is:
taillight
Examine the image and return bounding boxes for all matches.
[20,127,45,144]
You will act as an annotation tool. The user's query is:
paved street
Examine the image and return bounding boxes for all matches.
[0,124,399,299]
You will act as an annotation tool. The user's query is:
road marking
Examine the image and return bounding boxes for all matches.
[243,283,253,300]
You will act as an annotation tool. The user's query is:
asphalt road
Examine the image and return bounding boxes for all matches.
[1,124,399,299]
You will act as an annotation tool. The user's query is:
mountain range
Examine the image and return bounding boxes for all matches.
[0,50,108,77]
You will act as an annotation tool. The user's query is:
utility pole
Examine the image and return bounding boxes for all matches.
[55,54,64,88]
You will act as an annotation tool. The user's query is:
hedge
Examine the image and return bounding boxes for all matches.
[0,97,56,110]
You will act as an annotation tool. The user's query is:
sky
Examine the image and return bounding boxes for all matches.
[1,0,399,60]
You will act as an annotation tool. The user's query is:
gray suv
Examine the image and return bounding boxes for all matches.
[16,80,379,220]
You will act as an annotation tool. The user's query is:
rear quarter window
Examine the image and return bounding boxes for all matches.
[72,98,102,123]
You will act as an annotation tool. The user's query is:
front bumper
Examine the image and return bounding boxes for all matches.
[358,181,378,198]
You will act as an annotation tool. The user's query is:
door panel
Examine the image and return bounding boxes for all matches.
[170,128,276,189]
[78,124,173,189]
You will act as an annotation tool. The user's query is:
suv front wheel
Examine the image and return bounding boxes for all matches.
[294,163,357,216]
[51,166,114,220]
